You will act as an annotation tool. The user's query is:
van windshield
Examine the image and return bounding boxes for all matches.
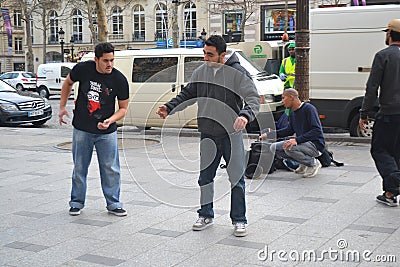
[233,51,265,76]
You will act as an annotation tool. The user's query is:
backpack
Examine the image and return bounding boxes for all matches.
[244,141,275,179]
[316,148,344,167]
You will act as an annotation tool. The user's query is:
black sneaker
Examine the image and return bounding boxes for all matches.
[108,208,127,216]
[376,193,398,207]
[69,207,81,216]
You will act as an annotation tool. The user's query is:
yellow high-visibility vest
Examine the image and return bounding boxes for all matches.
[282,57,295,88]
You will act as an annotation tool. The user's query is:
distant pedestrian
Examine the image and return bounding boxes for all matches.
[156,35,260,237]
[59,42,130,216]
[359,19,400,207]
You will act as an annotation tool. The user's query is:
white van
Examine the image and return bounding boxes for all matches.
[309,4,400,136]
[78,48,284,132]
[36,62,76,98]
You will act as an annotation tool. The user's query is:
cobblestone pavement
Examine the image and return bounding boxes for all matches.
[0,126,399,267]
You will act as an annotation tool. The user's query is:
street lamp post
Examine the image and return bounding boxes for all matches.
[58,27,65,62]
[70,36,75,62]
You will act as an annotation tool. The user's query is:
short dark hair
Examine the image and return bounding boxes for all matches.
[205,35,227,54]
[390,30,400,42]
[94,42,115,58]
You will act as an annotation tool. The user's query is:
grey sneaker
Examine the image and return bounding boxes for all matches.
[295,164,307,174]
[69,207,81,216]
[192,216,213,231]
[108,208,127,216]
[303,161,322,178]
[376,193,398,207]
[233,222,247,237]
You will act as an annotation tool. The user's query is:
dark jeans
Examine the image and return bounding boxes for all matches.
[371,114,400,196]
[197,132,247,223]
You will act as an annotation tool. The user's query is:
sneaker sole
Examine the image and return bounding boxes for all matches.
[234,231,248,237]
[376,199,398,207]
[69,211,81,216]
[303,164,322,178]
[108,210,128,216]
[192,222,213,231]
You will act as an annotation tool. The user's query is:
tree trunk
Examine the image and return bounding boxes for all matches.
[86,0,97,47]
[41,8,47,64]
[23,6,34,72]
[95,0,108,42]
[171,3,179,48]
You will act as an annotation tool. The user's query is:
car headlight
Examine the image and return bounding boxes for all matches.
[0,102,19,111]
[42,97,51,108]
[262,94,275,103]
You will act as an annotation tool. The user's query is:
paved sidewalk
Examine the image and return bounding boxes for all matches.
[0,127,399,267]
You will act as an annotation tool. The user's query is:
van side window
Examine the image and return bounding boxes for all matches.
[132,57,178,83]
[61,66,72,78]
[184,57,203,82]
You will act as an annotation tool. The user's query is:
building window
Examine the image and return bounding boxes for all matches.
[133,5,145,41]
[15,37,23,54]
[49,10,58,43]
[14,10,22,27]
[72,9,83,42]
[224,11,243,34]
[111,6,123,39]
[155,3,168,41]
[183,2,196,39]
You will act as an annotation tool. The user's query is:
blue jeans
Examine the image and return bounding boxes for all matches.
[69,128,123,210]
[271,140,319,167]
[198,132,247,223]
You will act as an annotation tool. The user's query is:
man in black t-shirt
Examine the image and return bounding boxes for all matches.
[59,42,129,216]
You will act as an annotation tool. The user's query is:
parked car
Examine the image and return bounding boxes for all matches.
[0,71,37,91]
[0,80,52,126]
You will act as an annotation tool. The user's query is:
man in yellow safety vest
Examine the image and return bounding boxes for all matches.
[279,42,296,88]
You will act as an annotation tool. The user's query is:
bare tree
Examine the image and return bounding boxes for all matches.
[208,0,259,42]
[14,0,38,72]
[34,0,65,64]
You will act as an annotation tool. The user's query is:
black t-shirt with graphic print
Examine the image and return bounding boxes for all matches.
[70,61,129,134]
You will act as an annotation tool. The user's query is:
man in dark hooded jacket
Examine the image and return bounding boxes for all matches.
[156,35,259,237]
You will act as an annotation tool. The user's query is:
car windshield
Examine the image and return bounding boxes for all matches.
[229,51,265,76]
[0,80,17,92]
[22,72,36,78]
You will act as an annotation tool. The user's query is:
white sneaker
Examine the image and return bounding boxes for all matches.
[192,216,213,231]
[233,222,247,237]
[303,161,322,178]
[295,164,307,174]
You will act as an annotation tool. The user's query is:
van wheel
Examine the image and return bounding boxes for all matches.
[38,87,49,99]
[349,114,374,137]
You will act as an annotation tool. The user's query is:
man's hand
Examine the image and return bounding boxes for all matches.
[59,107,69,125]
[283,138,297,150]
[259,133,268,141]
[233,116,248,131]
[359,118,368,132]
[156,105,168,119]
[280,73,287,81]
[97,118,112,130]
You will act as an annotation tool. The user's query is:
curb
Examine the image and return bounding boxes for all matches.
[119,127,371,144]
